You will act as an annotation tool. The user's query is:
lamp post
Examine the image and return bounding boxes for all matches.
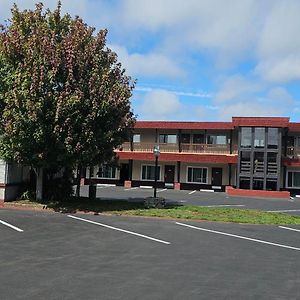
[153,145,160,198]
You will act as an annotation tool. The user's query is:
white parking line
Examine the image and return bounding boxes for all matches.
[157,189,167,193]
[188,190,196,195]
[176,222,300,252]
[0,219,23,232]
[68,215,170,245]
[203,205,245,207]
[267,209,300,213]
[279,226,300,233]
[124,187,139,191]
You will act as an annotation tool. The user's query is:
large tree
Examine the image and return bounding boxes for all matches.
[0,2,135,200]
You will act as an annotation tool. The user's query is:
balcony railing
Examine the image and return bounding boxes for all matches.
[181,143,232,154]
[118,142,236,154]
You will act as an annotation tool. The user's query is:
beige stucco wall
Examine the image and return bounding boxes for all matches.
[130,159,230,185]
[134,129,156,143]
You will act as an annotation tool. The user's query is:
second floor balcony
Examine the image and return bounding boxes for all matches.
[118,142,236,155]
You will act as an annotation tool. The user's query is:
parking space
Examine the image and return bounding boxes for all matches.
[1,209,300,299]
[78,185,300,215]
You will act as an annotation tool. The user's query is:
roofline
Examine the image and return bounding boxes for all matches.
[134,117,294,130]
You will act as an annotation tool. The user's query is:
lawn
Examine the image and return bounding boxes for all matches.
[5,198,300,225]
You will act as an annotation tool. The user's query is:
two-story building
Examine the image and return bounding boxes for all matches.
[2,116,300,205]
[86,117,300,198]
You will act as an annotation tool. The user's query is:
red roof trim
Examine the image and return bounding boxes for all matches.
[117,151,237,164]
[134,117,293,130]
[134,121,233,130]
[289,123,300,132]
[232,117,290,128]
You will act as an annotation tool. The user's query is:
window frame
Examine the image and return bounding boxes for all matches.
[286,170,300,189]
[141,164,161,181]
[186,166,208,184]
[96,164,118,179]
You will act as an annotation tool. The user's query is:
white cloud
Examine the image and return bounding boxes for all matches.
[138,89,182,120]
[135,86,211,98]
[217,87,295,120]
[108,44,184,79]
[255,55,300,83]
[257,1,300,58]
[215,75,261,103]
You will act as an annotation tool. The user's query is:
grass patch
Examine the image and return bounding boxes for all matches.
[6,198,300,225]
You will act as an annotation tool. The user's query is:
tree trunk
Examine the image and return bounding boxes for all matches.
[76,165,81,198]
[35,167,43,201]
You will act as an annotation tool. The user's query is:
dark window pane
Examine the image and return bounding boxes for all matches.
[253,179,264,190]
[193,134,205,144]
[240,178,250,189]
[266,180,277,191]
[181,134,190,143]
[288,172,293,187]
[268,128,278,149]
[159,134,167,143]
[188,167,192,182]
[241,127,252,148]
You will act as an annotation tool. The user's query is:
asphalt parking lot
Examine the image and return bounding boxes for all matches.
[1,208,300,300]
[79,185,300,215]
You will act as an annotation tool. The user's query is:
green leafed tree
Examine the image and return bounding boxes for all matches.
[0,2,135,200]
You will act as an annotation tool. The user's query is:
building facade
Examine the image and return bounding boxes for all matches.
[86,117,300,198]
[2,116,300,205]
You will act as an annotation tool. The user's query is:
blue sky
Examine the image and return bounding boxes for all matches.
[1,0,300,121]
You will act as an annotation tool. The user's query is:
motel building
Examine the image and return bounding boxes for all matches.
[2,116,300,205]
[86,117,300,199]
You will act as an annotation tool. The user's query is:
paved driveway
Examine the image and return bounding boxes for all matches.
[1,209,300,299]
[78,185,300,215]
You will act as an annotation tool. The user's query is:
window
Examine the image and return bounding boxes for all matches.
[181,134,190,143]
[187,167,207,183]
[254,127,265,148]
[207,135,227,145]
[133,134,140,143]
[241,127,252,148]
[97,164,117,179]
[253,178,264,190]
[267,128,278,149]
[193,134,205,144]
[287,171,300,188]
[240,151,251,173]
[159,134,177,144]
[142,165,161,181]
[267,152,277,175]
[253,152,264,174]
[239,177,250,189]
[266,180,277,191]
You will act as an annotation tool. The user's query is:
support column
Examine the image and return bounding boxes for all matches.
[178,129,182,152]
[228,163,232,186]
[175,161,181,190]
[230,129,233,154]
[263,127,267,190]
[236,127,241,188]
[277,128,282,191]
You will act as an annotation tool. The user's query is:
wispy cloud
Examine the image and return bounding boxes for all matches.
[135,86,212,98]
